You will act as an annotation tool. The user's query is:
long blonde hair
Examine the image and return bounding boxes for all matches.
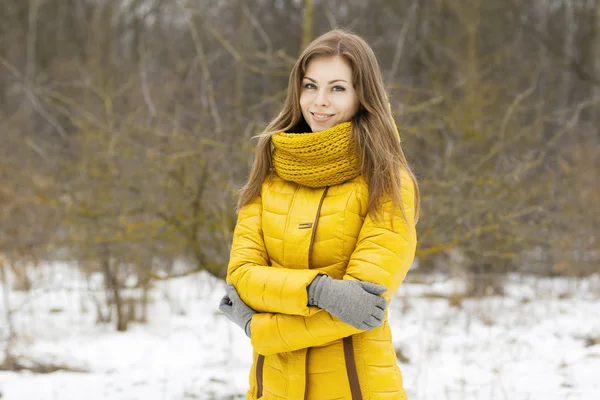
[238,29,420,222]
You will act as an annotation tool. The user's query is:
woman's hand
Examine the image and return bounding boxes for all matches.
[219,284,256,337]
[307,275,387,330]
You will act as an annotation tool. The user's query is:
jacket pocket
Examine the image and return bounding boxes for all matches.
[256,354,265,398]
[343,337,362,400]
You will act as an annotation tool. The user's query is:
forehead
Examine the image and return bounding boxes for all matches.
[303,56,353,81]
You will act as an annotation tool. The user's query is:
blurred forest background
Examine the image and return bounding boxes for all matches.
[1,0,599,334]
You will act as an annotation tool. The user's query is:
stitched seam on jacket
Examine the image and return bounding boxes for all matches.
[308,187,329,269]
[262,233,283,241]
[260,278,267,312]
[302,316,318,343]
[277,276,285,310]
[365,222,414,239]
[281,184,301,270]
[275,316,291,350]
[342,184,354,269]
[350,257,393,278]
[361,239,403,256]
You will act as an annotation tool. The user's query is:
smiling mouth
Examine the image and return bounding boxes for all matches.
[311,112,334,122]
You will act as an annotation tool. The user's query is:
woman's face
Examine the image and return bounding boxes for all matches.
[300,56,360,132]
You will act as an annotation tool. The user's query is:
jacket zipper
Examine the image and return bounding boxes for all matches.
[256,354,265,398]
[309,187,362,398]
[256,188,329,399]
[303,187,329,400]
[343,337,362,400]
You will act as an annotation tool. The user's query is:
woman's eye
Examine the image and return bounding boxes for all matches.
[303,83,316,89]
[332,86,346,92]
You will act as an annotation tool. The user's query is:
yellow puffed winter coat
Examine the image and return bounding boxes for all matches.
[227,168,417,400]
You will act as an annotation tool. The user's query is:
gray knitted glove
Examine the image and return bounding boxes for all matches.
[219,284,256,337]
[307,275,387,330]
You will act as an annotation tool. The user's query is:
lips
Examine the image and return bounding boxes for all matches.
[311,112,334,123]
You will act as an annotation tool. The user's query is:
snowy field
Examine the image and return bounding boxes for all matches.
[0,263,599,400]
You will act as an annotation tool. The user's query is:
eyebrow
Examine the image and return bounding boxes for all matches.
[303,76,348,84]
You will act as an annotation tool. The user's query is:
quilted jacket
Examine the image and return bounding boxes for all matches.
[226,169,417,400]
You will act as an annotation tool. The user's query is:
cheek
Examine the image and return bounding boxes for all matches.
[299,93,311,110]
[343,97,360,116]
[352,94,360,115]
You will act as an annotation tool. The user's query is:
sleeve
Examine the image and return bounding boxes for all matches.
[250,173,418,355]
[343,171,418,302]
[250,309,362,356]
[226,189,322,316]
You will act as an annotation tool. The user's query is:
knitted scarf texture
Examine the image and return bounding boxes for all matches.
[271,122,361,188]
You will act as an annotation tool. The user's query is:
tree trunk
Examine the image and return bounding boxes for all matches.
[592,0,600,124]
[301,0,313,51]
[561,0,574,108]
[0,259,16,366]
[101,255,127,332]
[141,283,149,323]
[86,271,111,323]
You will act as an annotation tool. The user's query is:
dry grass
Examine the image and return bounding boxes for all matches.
[395,346,411,364]
[421,291,464,308]
[0,354,88,374]
[584,336,600,348]
[448,292,464,308]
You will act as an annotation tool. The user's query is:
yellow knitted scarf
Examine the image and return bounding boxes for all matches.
[271,122,361,188]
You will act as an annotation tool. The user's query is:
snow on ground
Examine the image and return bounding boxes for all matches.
[0,263,599,400]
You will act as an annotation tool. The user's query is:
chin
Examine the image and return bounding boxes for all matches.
[312,122,337,132]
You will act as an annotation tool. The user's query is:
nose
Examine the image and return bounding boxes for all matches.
[314,88,329,107]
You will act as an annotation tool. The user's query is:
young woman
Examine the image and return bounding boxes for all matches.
[219,29,419,400]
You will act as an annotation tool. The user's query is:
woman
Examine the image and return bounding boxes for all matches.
[219,29,419,400]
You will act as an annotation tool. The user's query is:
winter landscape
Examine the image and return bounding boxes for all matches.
[2,1,599,399]
[1,263,599,400]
